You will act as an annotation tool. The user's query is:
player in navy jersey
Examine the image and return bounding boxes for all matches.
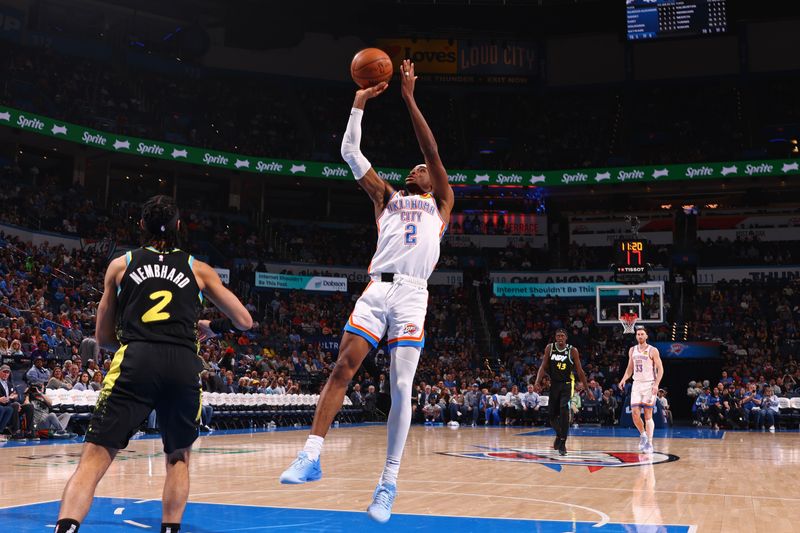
[54,195,252,533]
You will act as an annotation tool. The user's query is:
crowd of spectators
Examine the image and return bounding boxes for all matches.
[4,41,800,171]
[687,278,800,430]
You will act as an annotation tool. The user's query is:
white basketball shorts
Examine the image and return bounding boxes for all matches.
[343,274,428,350]
[631,380,656,409]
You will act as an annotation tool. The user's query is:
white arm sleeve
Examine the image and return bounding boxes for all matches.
[340,107,372,180]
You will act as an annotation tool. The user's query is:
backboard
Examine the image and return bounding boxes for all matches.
[595,282,665,326]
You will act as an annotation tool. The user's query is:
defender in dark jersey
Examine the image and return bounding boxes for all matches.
[534,329,592,455]
[54,196,252,533]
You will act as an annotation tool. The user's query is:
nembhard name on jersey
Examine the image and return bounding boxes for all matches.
[386,197,438,217]
[129,263,192,288]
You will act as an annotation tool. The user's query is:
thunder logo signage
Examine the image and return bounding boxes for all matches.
[439,446,678,472]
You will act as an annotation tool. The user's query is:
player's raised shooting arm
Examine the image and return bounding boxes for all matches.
[194,261,252,331]
[95,256,125,351]
[399,59,454,221]
[341,82,394,215]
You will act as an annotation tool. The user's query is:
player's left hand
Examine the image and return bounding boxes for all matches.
[400,59,417,101]
[652,384,659,396]
[197,319,217,342]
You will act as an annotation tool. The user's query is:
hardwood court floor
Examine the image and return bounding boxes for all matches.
[1,424,798,532]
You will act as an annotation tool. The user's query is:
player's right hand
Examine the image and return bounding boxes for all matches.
[355,81,389,103]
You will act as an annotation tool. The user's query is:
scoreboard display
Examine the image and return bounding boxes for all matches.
[626,0,728,41]
[614,239,649,282]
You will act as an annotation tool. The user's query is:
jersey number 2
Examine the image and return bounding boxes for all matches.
[142,290,173,323]
[404,223,417,245]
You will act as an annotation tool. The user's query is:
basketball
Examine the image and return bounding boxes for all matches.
[350,48,393,89]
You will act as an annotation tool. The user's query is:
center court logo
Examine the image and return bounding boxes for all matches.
[439,447,678,472]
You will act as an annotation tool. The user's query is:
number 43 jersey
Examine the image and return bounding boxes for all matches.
[117,247,202,351]
[368,191,447,281]
[548,342,575,383]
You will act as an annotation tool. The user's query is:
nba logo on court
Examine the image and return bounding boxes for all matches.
[440,447,679,472]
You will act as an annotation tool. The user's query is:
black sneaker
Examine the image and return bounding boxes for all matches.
[553,436,560,450]
[558,439,567,456]
[10,431,27,440]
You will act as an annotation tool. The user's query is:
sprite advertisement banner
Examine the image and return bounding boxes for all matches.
[2,104,799,187]
[493,282,615,298]
[255,272,347,292]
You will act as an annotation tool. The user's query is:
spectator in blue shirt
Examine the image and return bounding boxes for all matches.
[693,388,710,426]
[741,383,762,428]
[757,387,780,432]
[26,356,51,385]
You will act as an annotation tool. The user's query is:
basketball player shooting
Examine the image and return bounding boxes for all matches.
[618,326,664,454]
[279,59,454,524]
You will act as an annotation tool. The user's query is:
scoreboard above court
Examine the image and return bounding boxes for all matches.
[626,0,728,41]
[613,239,649,283]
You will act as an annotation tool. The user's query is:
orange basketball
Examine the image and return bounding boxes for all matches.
[350,48,393,89]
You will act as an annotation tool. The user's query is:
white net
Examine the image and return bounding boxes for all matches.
[619,314,638,334]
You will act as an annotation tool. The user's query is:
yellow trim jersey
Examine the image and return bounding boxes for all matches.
[117,247,202,351]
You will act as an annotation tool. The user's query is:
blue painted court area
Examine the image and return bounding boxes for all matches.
[518,426,726,439]
[3,497,693,533]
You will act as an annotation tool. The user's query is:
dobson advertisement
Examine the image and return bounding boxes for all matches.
[255,272,347,292]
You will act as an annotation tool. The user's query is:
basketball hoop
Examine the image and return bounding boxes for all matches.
[620,313,638,334]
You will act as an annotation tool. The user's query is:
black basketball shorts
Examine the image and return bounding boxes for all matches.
[86,341,203,453]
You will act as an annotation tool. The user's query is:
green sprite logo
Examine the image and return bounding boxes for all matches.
[377,170,402,181]
[17,115,44,130]
[497,173,523,185]
[203,153,229,165]
[745,163,773,175]
[82,131,107,146]
[617,169,645,182]
[685,166,713,178]
[256,161,284,172]
[323,166,349,178]
[137,143,165,156]
[448,172,468,183]
[561,172,588,184]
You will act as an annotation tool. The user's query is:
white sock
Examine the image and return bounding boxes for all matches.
[302,435,324,461]
[379,456,401,486]
[646,418,655,441]
[380,345,421,487]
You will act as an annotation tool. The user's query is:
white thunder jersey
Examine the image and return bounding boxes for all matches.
[632,344,655,382]
[369,191,446,280]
